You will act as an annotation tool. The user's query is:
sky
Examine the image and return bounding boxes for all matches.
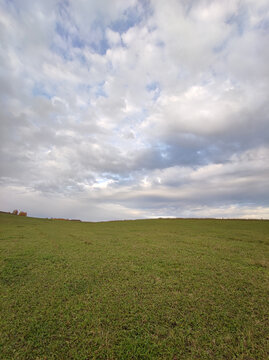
[0,0,269,221]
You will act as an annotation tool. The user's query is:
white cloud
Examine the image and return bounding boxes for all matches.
[106,28,121,46]
[0,0,268,220]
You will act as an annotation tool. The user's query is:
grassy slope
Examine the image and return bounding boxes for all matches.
[0,213,268,359]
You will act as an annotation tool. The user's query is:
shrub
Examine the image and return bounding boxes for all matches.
[18,211,27,217]
[12,209,19,215]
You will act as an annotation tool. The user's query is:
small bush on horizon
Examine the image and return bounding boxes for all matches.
[18,211,27,216]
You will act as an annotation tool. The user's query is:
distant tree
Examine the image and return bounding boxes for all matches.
[12,209,18,215]
[18,211,27,216]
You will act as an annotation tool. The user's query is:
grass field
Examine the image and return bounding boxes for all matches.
[0,213,268,359]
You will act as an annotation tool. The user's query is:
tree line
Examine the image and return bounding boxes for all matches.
[12,209,27,216]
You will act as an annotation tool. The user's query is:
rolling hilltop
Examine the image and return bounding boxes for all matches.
[0,213,268,359]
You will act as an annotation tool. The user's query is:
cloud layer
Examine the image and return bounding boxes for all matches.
[0,0,269,220]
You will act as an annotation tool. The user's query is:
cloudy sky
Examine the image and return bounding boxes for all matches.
[0,0,269,221]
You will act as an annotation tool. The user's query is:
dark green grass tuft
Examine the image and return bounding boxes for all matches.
[0,213,268,359]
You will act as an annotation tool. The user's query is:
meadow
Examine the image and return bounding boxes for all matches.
[0,212,268,359]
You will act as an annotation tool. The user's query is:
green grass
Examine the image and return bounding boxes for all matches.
[0,213,268,359]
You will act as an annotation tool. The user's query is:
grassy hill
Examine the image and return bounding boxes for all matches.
[0,213,268,359]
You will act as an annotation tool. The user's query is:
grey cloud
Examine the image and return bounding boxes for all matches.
[0,0,269,220]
